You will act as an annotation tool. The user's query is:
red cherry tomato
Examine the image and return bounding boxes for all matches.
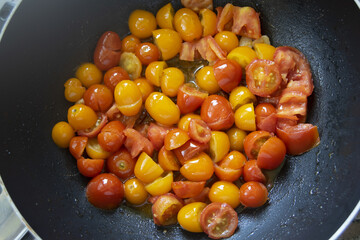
[177,83,208,114]
[243,131,272,159]
[213,59,242,93]
[255,103,277,133]
[135,42,160,65]
[257,136,286,170]
[239,181,268,208]
[173,139,209,165]
[83,84,114,112]
[123,128,154,158]
[172,181,206,199]
[201,95,234,131]
[103,66,130,91]
[200,202,238,239]
[69,136,88,159]
[97,120,125,152]
[243,160,266,183]
[188,119,211,143]
[86,173,124,209]
[107,148,136,180]
[77,157,104,177]
[151,193,184,226]
[93,31,122,71]
[77,113,108,138]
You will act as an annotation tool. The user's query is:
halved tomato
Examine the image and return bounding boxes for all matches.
[177,83,208,114]
[188,119,211,143]
[77,113,108,138]
[173,139,209,165]
[255,103,277,133]
[123,128,154,158]
[172,181,205,199]
[164,128,190,150]
[158,146,181,171]
[69,136,88,159]
[152,193,184,226]
[213,59,242,93]
[77,157,104,178]
[243,131,272,159]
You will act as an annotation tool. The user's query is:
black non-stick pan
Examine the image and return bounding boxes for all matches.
[0,0,359,239]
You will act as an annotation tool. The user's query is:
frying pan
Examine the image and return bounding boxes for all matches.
[0,0,359,239]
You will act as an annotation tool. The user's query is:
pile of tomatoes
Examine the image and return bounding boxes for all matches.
[51,1,320,239]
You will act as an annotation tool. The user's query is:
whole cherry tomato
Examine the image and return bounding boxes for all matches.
[173,8,202,42]
[93,31,122,71]
[124,178,148,205]
[209,181,240,208]
[180,152,214,182]
[97,120,125,152]
[213,59,242,93]
[239,181,268,208]
[67,104,98,130]
[135,42,160,65]
[128,10,157,39]
[121,35,141,53]
[51,121,74,148]
[83,84,113,112]
[177,202,207,233]
[104,66,130,92]
[107,148,136,180]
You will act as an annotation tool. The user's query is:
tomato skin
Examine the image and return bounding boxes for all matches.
[114,80,143,117]
[213,59,242,93]
[135,42,160,65]
[123,128,154,158]
[147,123,173,151]
[180,152,214,182]
[69,136,88,159]
[243,160,266,183]
[164,129,190,150]
[234,102,256,131]
[124,178,148,205]
[239,181,268,208]
[174,8,202,42]
[145,171,173,196]
[67,104,98,130]
[107,148,136,180]
[151,193,184,226]
[75,63,103,88]
[93,31,122,71]
[188,119,211,144]
[255,103,277,133]
[134,152,164,183]
[246,59,282,97]
[122,35,141,53]
[243,131,272,160]
[156,3,174,29]
[128,10,157,39]
[257,136,286,170]
[173,139,209,165]
[209,181,240,208]
[97,120,125,153]
[77,157,104,178]
[172,181,205,199]
[77,113,108,138]
[84,84,113,112]
[153,29,182,60]
[177,83,208,114]
[158,146,181,171]
[200,202,238,239]
[201,95,234,131]
[104,66,130,92]
[177,202,207,233]
[52,121,75,148]
[145,92,180,126]
[86,173,124,209]
[178,113,202,132]
[227,127,247,152]
[209,131,230,163]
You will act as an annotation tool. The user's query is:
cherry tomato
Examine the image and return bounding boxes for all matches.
[77,113,108,138]
[75,63,102,88]
[226,127,247,152]
[93,31,122,71]
[124,178,148,205]
[119,52,142,80]
[145,61,168,87]
[213,59,242,93]
[97,120,125,153]
[123,128,154,158]
[86,173,124,209]
[77,157,104,178]
[215,151,246,181]
[107,148,136,180]
[214,165,242,183]
[152,29,182,60]
[69,136,88,159]
[51,121,74,148]
[156,3,174,29]
[234,103,256,131]
[178,202,207,232]
[239,181,268,208]
[209,131,230,163]
[178,113,202,132]
[173,139,209,165]
[134,152,164,183]
[86,137,111,159]
[164,129,190,150]
[177,83,208,114]
[188,119,211,144]
[246,59,282,97]
[199,8,217,37]
[180,152,214,182]
[243,160,266,183]
[255,103,277,133]
[184,187,210,205]
[64,78,86,102]
[200,95,234,131]
[200,202,238,239]
[161,67,185,97]
[145,92,180,126]
[135,42,160,65]
[145,171,173,196]
[227,46,257,69]
[158,146,181,171]
[174,8,202,42]
[254,43,276,60]
[195,66,220,94]
[134,78,154,102]
[121,34,141,53]
[83,84,113,112]
[243,131,272,159]
[151,193,184,226]
[229,86,257,110]
[147,123,173,151]
[128,9,157,39]
[114,80,142,116]
[172,181,205,199]
[67,104,98,130]
[209,181,240,208]
[103,66,130,92]
[214,31,238,53]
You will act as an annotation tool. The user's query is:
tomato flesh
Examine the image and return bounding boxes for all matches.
[188,119,211,144]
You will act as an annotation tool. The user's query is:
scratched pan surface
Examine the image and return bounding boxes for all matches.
[0,0,359,239]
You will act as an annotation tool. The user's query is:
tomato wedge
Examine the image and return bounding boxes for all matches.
[151,193,184,226]
[243,160,266,183]
[200,202,238,239]
[173,139,209,165]
[77,157,104,178]
[188,119,211,143]
[97,120,125,152]
[172,181,206,199]
[69,136,88,159]
[147,123,173,151]
[255,103,277,133]
[177,83,208,114]
[77,113,108,138]
[123,128,154,158]
[232,6,261,39]
[213,59,242,93]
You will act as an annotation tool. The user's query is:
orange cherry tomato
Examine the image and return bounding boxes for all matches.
[153,29,182,60]
[97,120,125,153]
[64,78,86,102]
[255,103,277,133]
[69,136,88,159]
[158,146,181,171]
[114,80,142,116]
[134,78,154,102]
[208,181,240,208]
[178,113,202,132]
[128,10,157,39]
[151,193,184,226]
[52,121,75,148]
[77,157,104,178]
[121,35,141,53]
[145,92,180,126]
[103,66,130,92]
[174,8,202,42]
[173,140,209,165]
[214,166,242,182]
[124,178,148,205]
[156,3,175,29]
[177,83,208,114]
[257,136,286,170]
[172,181,205,199]
[214,31,239,53]
[199,8,217,37]
[83,84,113,112]
[213,59,242,93]
[67,104,98,130]
[145,61,168,87]
[243,160,266,183]
[226,127,247,152]
[177,202,207,233]
[239,181,268,208]
[107,148,136,180]
[195,66,220,94]
[188,119,211,144]
[135,42,160,65]
[161,67,185,97]
[75,63,103,88]
[180,152,214,181]
[164,129,190,150]
[134,152,164,183]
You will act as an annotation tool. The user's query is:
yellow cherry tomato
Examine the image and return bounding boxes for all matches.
[209,181,241,209]
[64,78,86,102]
[199,8,217,37]
[128,9,157,39]
[195,66,220,94]
[86,137,111,159]
[209,131,230,163]
[227,46,258,68]
[234,103,256,131]
[145,61,168,87]
[229,86,257,110]
[227,127,247,152]
[51,121,75,148]
[134,152,164,183]
[180,152,214,181]
[67,104,97,130]
[153,29,182,60]
[161,67,185,97]
[254,43,276,60]
[177,202,207,232]
[134,78,154,102]
[124,178,148,205]
[75,63,102,88]
[114,80,142,116]
[173,8,202,42]
[156,3,174,29]
[214,31,239,53]
[145,171,173,196]
[145,92,180,126]
[119,52,142,80]
[178,113,202,132]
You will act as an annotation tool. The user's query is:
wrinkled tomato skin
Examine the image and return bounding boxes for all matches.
[107,148,136,180]
[123,128,154,158]
[86,173,124,209]
[152,193,184,226]
[276,123,320,155]
[77,157,104,178]
[243,131,272,160]
[69,136,88,159]
[93,31,122,71]
[213,59,242,93]
[201,95,235,131]
[104,66,130,92]
[173,140,209,165]
[243,160,266,183]
[172,181,206,199]
[83,84,114,112]
[255,103,277,133]
[147,123,173,151]
[97,120,126,152]
[177,84,208,114]
[257,136,286,170]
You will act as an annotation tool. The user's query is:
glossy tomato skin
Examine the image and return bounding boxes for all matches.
[177,202,207,233]
[200,202,238,239]
[86,173,124,209]
[255,103,277,133]
[243,131,272,159]
[213,59,242,93]
[67,104,98,130]
[97,120,125,152]
[201,95,234,131]
[107,148,136,180]
[77,113,108,138]
[172,181,205,199]
[177,83,208,114]
[104,66,130,92]
[239,181,268,208]
[173,139,209,165]
[93,31,122,71]
[77,157,104,178]
[69,136,88,159]
[243,160,266,183]
[164,128,190,150]
[180,152,214,182]
[51,121,75,148]
[135,42,160,65]
[257,136,286,170]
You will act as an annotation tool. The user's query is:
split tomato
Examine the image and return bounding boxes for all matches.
[201,95,234,131]
[213,59,242,93]
[77,157,104,178]
[177,83,208,114]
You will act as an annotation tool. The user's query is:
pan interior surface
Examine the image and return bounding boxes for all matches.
[0,0,359,239]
